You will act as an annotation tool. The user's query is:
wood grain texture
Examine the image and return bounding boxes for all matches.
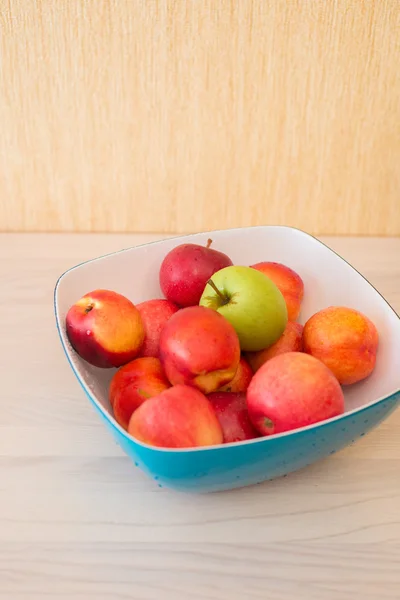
[1,1,400,235]
[0,233,399,600]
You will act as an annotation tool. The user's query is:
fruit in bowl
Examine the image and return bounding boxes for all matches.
[136,298,179,358]
[246,321,303,373]
[200,265,288,351]
[247,352,345,436]
[109,357,171,429]
[217,357,253,393]
[55,226,400,493]
[159,239,233,307]
[65,289,145,368]
[208,392,259,443]
[159,306,241,394]
[303,306,379,385]
[128,385,223,448]
[251,261,304,321]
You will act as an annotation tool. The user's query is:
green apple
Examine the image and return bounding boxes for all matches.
[199,266,288,351]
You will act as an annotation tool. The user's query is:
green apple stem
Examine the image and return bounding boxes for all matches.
[137,389,151,399]
[206,238,213,248]
[264,418,274,430]
[207,279,229,305]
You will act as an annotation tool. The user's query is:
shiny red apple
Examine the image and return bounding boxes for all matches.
[66,289,144,368]
[247,352,345,436]
[208,392,259,443]
[136,299,179,358]
[109,357,170,429]
[128,385,223,448]
[159,239,233,307]
[159,306,241,394]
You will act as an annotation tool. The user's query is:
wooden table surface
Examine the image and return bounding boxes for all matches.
[1,233,399,600]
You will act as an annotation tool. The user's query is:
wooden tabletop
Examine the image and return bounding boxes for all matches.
[1,233,399,600]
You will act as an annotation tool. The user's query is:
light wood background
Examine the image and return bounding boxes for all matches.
[1,1,399,235]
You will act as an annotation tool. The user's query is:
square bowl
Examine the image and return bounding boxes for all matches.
[54,226,400,493]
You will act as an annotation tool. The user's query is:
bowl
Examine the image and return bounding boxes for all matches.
[54,226,400,493]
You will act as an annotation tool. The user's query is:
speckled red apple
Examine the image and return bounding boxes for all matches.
[128,385,223,448]
[159,306,241,394]
[247,352,345,436]
[109,357,170,429]
[136,299,179,358]
[208,392,259,443]
[159,239,233,307]
[251,261,304,321]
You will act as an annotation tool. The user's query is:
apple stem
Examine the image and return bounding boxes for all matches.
[206,238,213,249]
[207,279,228,304]
[84,303,94,314]
[264,418,274,430]
[137,389,151,399]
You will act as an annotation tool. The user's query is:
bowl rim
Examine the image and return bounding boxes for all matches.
[54,225,400,454]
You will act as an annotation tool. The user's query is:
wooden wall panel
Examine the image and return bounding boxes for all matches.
[0,0,399,235]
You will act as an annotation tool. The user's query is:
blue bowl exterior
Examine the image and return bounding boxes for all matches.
[90,388,399,493]
[54,226,400,493]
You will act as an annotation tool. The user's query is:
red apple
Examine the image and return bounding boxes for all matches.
[246,321,303,372]
[218,357,253,393]
[136,299,179,358]
[159,239,233,307]
[207,392,259,443]
[303,306,379,384]
[109,357,170,429]
[247,352,344,436]
[65,289,145,368]
[251,262,304,321]
[128,385,223,448]
[159,306,241,394]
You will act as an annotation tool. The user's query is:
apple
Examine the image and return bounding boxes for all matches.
[246,321,303,372]
[199,266,288,351]
[159,306,241,394]
[65,289,145,368]
[109,357,170,429]
[207,392,259,443]
[218,357,253,393]
[128,384,223,448]
[247,352,345,436]
[136,299,179,358]
[303,306,379,385]
[159,239,233,307]
[251,261,304,321]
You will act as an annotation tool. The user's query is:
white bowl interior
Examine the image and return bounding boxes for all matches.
[55,227,400,424]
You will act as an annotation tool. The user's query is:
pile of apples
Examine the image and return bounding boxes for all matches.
[66,239,379,448]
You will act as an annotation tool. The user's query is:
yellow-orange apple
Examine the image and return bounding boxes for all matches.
[303,306,379,385]
[128,385,223,448]
[246,321,303,372]
[109,357,170,429]
[247,352,344,436]
[251,261,304,321]
[66,289,144,368]
[136,299,179,358]
[218,357,253,393]
[159,306,240,394]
